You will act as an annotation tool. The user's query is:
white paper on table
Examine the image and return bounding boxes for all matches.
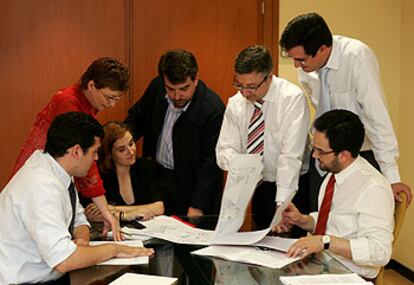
[109,272,177,285]
[193,245,300,269]
[254,236,297,252]
[279,273,373,285]
[107,227,152,241]
[89,240,148,265]
[123,216,214,245]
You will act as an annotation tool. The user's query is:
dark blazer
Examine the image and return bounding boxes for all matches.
[125,76,225,214]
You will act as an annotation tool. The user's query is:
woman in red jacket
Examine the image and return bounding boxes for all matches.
[10,57,128,241]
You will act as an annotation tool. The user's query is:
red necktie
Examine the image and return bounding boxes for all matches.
[314,174,336,235]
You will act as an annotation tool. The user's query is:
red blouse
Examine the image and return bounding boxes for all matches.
[11,84,105,198]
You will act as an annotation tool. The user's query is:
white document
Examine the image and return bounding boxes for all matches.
[254,236,297,252]
[89,240,148,265]
[124,215,214,245]
[212,154,263,240]
[279,273,373,285]
[193,245,300,269]
[109,272,177,285]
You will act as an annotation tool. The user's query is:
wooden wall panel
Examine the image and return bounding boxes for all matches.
[130,0,275,105]
[0,0,129,188]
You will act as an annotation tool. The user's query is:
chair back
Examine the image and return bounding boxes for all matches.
[375,191,408,285]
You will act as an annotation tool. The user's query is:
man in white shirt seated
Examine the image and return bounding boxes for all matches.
[0,112,153,285]
[275,109,394,279]
[215,45,310,230]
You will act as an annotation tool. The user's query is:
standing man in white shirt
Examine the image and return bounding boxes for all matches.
[275,109,394,279]
[216,45,310,229]
[279,12,412,211]
[0,112,153,285]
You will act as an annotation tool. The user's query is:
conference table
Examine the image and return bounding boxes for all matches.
[70,216,351,285]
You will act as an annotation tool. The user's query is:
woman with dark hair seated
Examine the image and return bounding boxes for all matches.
[81,121,164,222]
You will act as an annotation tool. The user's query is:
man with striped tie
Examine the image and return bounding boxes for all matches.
[216,45,310,229]
[275,110,394,280]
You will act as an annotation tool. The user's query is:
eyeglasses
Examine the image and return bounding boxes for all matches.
[232,74,268,92]
[99,89,122,102]
[281,49,310,66]
[312,147,335,157]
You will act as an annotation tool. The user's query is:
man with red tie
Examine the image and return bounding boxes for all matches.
[274,109,394,279]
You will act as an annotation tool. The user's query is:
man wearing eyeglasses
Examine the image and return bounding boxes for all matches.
[125,49,225,217]
[279,12,412,210]
[275,109,394,280]
[216,45,310,229]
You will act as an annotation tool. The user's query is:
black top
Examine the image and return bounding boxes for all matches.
[124,76,225,214]
[80,158,162,207]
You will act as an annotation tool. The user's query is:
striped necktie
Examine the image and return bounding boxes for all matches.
[314,174,336,235]
[247,99,265,157]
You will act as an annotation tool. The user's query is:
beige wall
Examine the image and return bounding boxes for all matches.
[279,0,414,270]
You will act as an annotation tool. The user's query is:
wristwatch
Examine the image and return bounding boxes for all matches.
[322,235,331,250]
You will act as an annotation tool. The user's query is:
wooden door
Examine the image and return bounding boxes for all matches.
[130,0,278,105]
[0,0,129,188]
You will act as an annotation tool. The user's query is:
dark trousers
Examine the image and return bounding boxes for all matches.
[20,274,70,285]
[252,175,308,237]
[307,150,381,212]
[155,163,188,216]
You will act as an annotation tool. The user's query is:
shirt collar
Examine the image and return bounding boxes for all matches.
[334,155,363,186]
[324,36,340,71]
[165,94,191,113]
[42,150,73,189]
[74,85,99,116]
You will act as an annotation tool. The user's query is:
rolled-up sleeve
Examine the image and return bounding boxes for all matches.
[349,185,394,266]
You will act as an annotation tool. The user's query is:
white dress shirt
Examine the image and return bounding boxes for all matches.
[309,156,394,278]
[216,75,310,202]
[299,35,400,183]
[0,150,89,284]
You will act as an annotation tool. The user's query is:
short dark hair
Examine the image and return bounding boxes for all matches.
[45,112,104,158]
[314,109,365,158]
[80,57,129,91]
[280,12,332,57]
[235,45,273,75]
[158,49,198,84]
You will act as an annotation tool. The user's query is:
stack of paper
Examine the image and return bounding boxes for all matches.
[109,273,177,285]
[279,273,374,285]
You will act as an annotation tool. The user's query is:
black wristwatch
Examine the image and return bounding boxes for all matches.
[322,235,331,250]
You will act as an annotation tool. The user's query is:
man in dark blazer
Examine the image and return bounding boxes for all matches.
[125,49,225,217]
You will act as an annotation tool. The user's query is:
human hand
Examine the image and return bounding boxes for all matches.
[102,211,123,241]
[391,183,412,206]
[286,235,323,258]
[272,203,301,233]
[187,207,203,217]
[84,203,102,221]
[115,245,154,258]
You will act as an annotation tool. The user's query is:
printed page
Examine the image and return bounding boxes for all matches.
[193,245,300,269]
[89,240,148,265]
[212,154,263,241]
[109,272,177,285]
[279,273,372,285]
[254,236,297,252]
[124,215,214,245]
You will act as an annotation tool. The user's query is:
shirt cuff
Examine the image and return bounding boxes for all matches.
[382,166,401,184]
[275,186,294,203]
[349,238,370,264]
